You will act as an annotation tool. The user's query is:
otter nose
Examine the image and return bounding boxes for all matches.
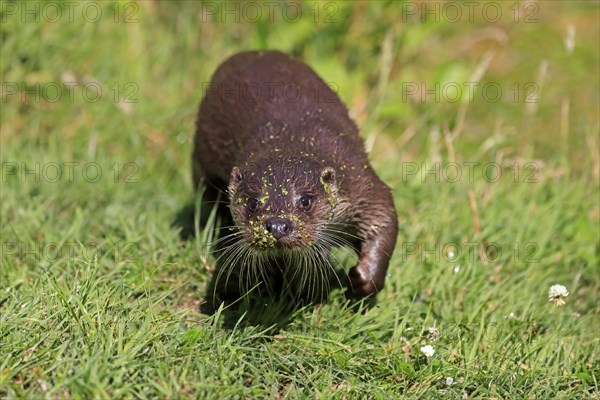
[265,218,292,240]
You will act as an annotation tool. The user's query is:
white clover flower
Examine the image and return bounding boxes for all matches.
[548,284,569,306]
[420,345,435,357]
[445,377,454,386]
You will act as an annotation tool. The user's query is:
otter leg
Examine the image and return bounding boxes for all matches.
[346,194,398,299]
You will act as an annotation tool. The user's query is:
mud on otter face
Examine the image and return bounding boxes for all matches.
[228,154,342,251]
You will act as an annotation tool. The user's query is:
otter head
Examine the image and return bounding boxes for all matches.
[228,154,341,251]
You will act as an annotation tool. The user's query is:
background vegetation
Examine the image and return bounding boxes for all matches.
[1,0,598,398]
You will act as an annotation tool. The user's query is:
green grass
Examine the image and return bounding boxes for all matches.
[1,0,599,398]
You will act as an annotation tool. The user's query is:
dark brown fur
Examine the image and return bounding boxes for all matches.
[193,50,398,303]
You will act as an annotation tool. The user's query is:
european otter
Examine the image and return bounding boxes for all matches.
[193,50,397,305]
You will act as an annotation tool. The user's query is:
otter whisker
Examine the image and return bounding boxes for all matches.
[216,239,250,295]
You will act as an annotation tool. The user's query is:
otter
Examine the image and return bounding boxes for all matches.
[193,50,398,306]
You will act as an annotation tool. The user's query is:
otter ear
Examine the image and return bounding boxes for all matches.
[229,166,242,194]
[320,166,336,185]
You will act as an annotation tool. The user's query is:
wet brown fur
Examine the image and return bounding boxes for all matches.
[193,50,398,303]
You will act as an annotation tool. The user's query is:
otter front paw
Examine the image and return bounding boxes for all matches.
[345,264,381,299]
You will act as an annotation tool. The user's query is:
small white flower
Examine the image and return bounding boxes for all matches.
[447,250,455,259]
[445,377,454,385]
[420,345,435,357]
[453,265,461,273]
[548,284,569,306]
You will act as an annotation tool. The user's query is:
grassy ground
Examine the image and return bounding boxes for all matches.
[1,1,599,398]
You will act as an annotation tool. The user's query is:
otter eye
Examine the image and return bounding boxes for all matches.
[248,198,260,212]
[298,194,312,210]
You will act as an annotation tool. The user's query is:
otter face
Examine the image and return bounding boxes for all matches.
[228,156,339,250]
